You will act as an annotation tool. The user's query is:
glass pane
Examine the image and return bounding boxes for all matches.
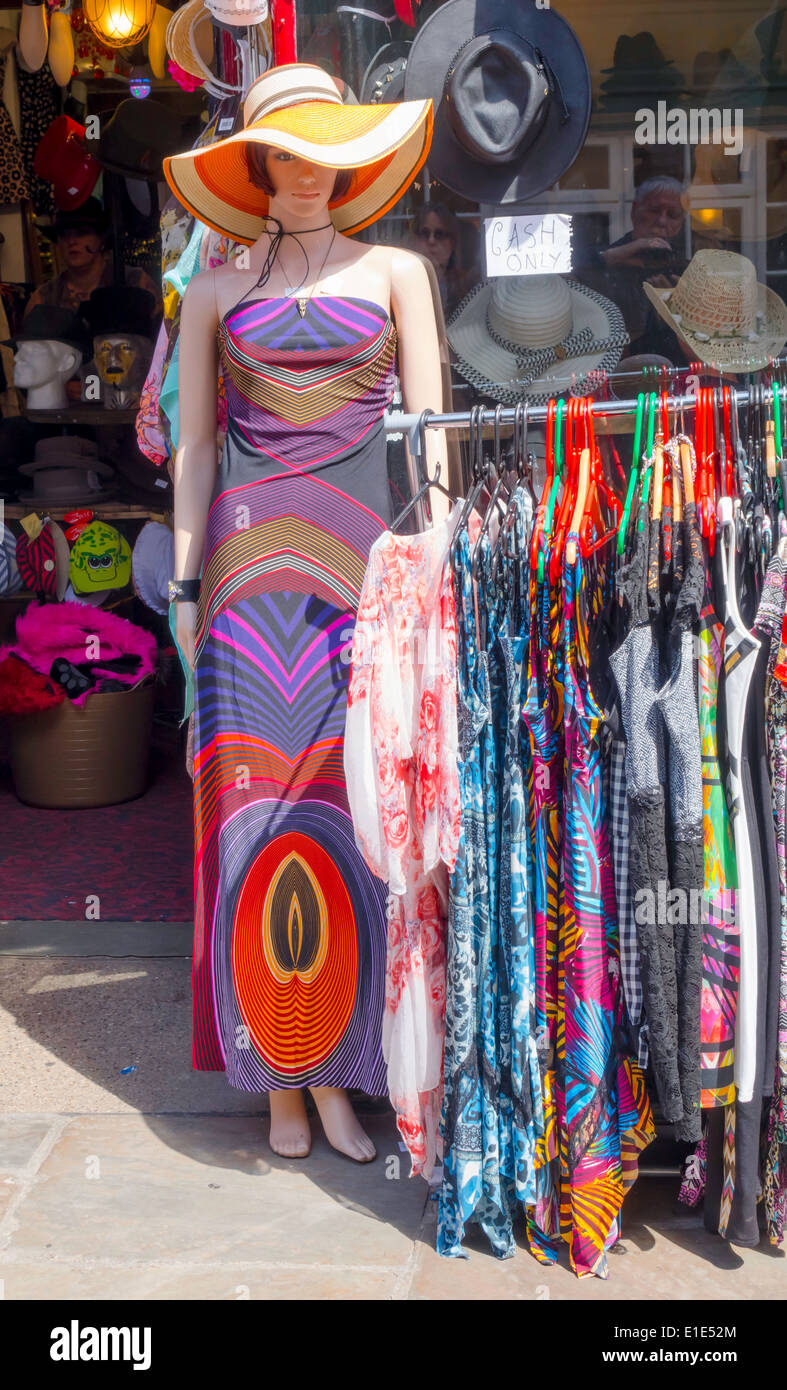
[558,144,610,192]
[766,211,787,270]
[688,206,742,254]
[767,139,787,203]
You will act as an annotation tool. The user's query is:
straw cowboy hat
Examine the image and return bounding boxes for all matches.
[163,61,433,242]
[447,274,628,406]
[643,249,787,372]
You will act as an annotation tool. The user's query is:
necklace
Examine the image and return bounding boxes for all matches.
[280,226,337,318]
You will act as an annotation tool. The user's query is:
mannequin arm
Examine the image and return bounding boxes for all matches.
[174,271,219,584]
[390,247,450,527]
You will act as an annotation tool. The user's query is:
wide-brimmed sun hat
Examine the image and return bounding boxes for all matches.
[163,61,433,242]
[447,275,628,406]
[403,0,590,204]
[643,249,787,372]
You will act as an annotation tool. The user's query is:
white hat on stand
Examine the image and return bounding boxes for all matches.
[447,274,628,405]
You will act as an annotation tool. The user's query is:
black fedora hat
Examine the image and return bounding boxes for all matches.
[361,41,411,105]
[403,0,591,204]
[81,287,157,340]
[2,306,91,358]
[601,33,677,75]
[39,197,110,244]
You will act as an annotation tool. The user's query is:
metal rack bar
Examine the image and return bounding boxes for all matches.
[385,387,780,436]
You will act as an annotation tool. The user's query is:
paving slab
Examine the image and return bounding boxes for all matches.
[1,1113,427,1295]
[0,1263,402,1301]
[0,1115,57,1170]
[409,1179,787,1300]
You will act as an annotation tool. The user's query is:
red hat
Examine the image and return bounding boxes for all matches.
[33,116,102,212]
[393,0,418,24]
[15,521,70,600]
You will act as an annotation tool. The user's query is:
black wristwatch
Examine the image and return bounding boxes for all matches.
[168,579,200,603]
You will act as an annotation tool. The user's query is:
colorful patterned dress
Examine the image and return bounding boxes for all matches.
[697,582,739,1109]
[344,509,464,1178]
[526,542,654,1279]
[191,294,396,1093]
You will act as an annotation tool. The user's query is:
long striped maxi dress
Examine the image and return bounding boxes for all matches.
[191,292,396,1093]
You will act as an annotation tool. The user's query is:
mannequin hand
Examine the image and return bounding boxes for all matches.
[175,600,197,670]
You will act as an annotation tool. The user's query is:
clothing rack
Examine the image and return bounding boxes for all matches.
[385,386,781,445]
[382,388,773,1184]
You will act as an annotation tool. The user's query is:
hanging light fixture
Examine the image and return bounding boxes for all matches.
[82,0,156,49]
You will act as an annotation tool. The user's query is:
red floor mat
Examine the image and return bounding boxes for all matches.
[0,725,194,921]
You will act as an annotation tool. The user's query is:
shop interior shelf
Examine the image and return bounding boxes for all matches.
[3,503,170,521]
[25,407,141,425]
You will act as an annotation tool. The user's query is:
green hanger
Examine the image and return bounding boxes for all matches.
[617,393,645,556]
[538,398,566,583]
[637,392,658,532]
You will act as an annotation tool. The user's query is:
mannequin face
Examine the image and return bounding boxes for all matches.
[13,339,79,388]
[265,150,337,223]
[93,333,151,390]
[57,228,105,271]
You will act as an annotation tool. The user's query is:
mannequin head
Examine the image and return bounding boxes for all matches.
[13,339,81,390]
[94,333,151,391]
[246,145,354,226]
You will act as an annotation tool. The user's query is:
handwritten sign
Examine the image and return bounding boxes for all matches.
[484,214,573,278]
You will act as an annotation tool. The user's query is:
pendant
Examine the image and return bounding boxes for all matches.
[296,298,308,319]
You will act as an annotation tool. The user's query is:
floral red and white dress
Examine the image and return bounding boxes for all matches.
[345,505,463,1179]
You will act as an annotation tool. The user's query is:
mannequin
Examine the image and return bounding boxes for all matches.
[13,338,81,409]
[173,123,447,1161]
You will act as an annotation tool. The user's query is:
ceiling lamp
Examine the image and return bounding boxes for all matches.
[82,0,156,49]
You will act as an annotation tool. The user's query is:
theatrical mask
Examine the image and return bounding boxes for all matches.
[69,520,132,594]
[90,333,152,407]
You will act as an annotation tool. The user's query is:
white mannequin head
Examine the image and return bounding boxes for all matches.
[13,339,82,408]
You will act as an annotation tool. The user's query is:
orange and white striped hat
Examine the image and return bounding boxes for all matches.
[163,62,433,243]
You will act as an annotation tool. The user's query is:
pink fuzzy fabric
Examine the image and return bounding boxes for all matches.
[0,601,157,707]
[167,59,204,92]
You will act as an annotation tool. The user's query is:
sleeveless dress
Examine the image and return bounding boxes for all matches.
[191,293,396,1094]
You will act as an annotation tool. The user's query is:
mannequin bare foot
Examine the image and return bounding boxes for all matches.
[308,1086,376,1163]
[268,1088,311,1159]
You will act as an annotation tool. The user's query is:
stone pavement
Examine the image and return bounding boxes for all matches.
[0,926,785,1300]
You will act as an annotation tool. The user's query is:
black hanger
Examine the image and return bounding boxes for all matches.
[390,408,457,534]
[471,403,510,583]
[449,405,487,568]
[491,401,531,587]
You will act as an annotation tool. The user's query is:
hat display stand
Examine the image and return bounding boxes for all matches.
[9,679,155,808]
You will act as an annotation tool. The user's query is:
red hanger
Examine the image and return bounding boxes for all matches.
[530,397,556,573]
[722,386,734,497]
[568,399,623,560]
[549,396,585,582]
[696,387,717,554]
